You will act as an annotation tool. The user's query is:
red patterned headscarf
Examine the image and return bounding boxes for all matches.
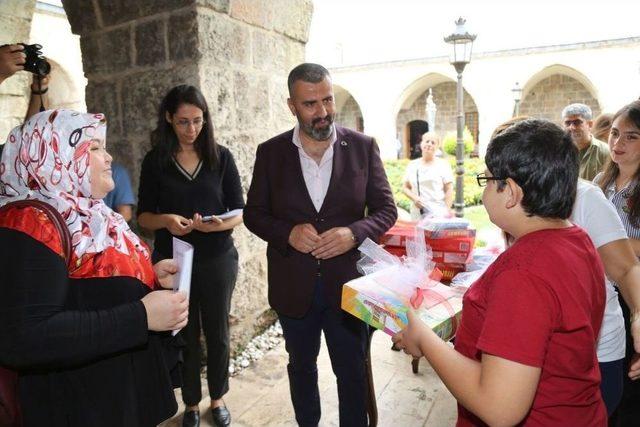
[0,109,150,263]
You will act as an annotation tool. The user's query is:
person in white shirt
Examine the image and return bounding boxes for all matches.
[402,132,454,219]
[571,179,640,415]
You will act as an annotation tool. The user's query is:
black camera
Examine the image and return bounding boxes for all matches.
[20,43,50,76]
[1,43,51,76]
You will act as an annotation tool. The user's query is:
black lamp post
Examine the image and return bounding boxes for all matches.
[512,82,523,117]
[444,17,476,218]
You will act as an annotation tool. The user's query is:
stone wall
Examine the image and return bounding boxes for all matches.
[335,93,363,131]
[0,0,35,142]
[396,81,478,152]
[519,74,601,124]
[62,0,313,353]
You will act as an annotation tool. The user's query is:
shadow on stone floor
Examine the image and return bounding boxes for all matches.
[159,331,457,427]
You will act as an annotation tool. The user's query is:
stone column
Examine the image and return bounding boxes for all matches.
[0,0,36,143]
[63,0,313,350]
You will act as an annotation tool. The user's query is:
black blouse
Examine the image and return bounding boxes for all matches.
[0,228,179,427]
[137,146,245,260]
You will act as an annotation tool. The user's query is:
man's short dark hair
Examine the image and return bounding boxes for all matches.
[485,119,578,219]
[287,63,331,96]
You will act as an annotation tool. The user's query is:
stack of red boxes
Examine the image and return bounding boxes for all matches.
[380,220,476,281]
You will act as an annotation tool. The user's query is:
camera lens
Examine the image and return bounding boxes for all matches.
[35,59,51,76]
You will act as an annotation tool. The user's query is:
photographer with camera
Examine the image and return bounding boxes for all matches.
[0,43,51,141]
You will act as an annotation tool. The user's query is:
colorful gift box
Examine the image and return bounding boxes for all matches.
[341,268,463,340]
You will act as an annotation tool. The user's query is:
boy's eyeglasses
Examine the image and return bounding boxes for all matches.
[476,172,507,187]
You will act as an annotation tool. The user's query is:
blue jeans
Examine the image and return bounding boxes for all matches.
[278,280,368,427]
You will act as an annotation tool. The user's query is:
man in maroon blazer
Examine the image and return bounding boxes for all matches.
[244,63,397,426]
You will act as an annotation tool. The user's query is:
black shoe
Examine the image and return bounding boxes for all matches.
[211,406,231,427]
[182,410,200,427]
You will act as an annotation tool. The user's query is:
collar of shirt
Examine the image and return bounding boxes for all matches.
[291,124,337,212]
[292,124,337,165]
[604,178,635,199]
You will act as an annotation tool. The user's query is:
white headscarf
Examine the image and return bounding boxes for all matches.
[0,109,148,259]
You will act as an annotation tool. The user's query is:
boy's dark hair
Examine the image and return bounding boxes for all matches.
[486,119,578,219]
[287,63,330,96]
[150,84,218,171]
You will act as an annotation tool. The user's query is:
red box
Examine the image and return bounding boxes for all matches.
[381,221,476,253]
[380,223,415,247]
[423,228,476,239]
[426,236,474,253]
[431,250,472,265]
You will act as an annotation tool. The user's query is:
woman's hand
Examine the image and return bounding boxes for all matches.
[391,310,430,358]
[164,214,193,236]
[413,199,427,210]
[141,290,189,332]
[153,259,178,289]
[192,213,226,232]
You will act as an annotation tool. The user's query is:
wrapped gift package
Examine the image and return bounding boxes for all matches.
[342,268,462,340]
[381,219,475,280]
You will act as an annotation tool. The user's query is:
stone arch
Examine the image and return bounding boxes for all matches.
[395,73,479,158]
[519,65,601,123]
[334,84,364,132]
[45,58,85,112]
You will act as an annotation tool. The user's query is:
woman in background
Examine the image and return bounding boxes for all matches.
[402,132,453,219]
[596,100,640,426]
[137,85,244,427]
[593,112,614,143]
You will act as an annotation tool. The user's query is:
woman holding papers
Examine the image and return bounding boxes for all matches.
[0,109,188,427]
[137,85,244,427]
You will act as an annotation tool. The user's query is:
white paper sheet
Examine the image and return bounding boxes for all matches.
[172,237,194,336]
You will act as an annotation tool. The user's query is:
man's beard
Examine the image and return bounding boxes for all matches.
[299,114,335,141]
[569,130,587,145]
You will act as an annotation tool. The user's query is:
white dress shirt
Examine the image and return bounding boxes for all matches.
[292,124,337,212]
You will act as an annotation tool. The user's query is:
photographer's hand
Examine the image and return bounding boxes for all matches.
[30,74,50,93]
[0,44,25,84]
[26,73,50,121]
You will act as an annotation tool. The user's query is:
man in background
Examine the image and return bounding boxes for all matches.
[562,103,609,181]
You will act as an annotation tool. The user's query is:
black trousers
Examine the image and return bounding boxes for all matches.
[610,293,640,426]
[173,246,238,406]
[278,280,368,427]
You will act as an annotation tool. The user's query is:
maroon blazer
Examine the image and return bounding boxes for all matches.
[244,126,397,318]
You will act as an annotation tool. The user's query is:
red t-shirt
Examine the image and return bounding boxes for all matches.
[454,226,607,426]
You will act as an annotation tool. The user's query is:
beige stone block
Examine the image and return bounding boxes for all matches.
[270,0,313,42]
[230,0,274,30]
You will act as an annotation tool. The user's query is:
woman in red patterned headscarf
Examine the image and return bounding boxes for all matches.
[0,109,189,427]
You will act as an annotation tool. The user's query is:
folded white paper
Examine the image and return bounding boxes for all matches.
[172,237,194,336]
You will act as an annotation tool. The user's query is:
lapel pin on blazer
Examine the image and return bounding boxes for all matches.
[340,140,348,147]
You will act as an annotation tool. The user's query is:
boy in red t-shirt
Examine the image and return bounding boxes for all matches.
[393,119,607,426]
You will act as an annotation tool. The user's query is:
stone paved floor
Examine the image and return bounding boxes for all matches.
[159,331,457,427]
